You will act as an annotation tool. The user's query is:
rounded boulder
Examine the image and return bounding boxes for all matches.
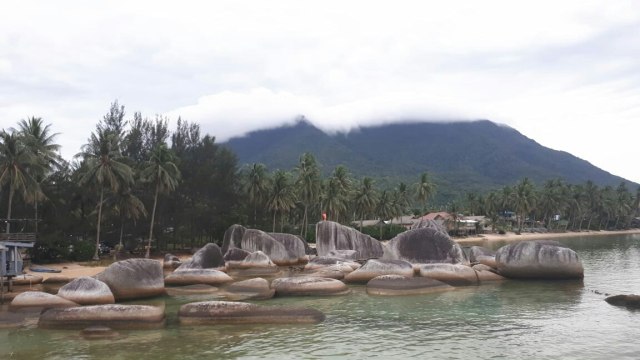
[95,258,165,300]
[495,241,584,279]
[178,301,325,325]
[165,269,233,286]
[38,304,166,330]
[271,276,350,296]
[366,275,455,296]
[419,263,479,286]
[344,259,414,283]
[58,276,115,305]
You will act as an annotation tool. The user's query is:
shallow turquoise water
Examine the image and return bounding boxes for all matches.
[2,234,640,359]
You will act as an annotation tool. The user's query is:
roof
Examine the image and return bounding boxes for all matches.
[420,212,453,221]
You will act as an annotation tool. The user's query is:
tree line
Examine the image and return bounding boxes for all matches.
[1,102,639,262]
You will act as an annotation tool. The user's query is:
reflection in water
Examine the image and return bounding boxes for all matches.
[1,234,639,359]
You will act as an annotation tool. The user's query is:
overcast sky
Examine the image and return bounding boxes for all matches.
[1,1,639,183]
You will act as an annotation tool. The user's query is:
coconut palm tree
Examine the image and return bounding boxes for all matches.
[415,172,435,215]
[108,187,147,248]
[510,177,536,233]
[295,153,321,239]
[245,163,270,227]
[141,144,181,258]
[268,170,296,232]
[77,128,133,260]
[325,165,351,222]
[375,190,393,239]
[0,130,43,233]
[354,177,378,231]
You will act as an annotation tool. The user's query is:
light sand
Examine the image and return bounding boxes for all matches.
[26,262,107,280]
[454,228,640,246]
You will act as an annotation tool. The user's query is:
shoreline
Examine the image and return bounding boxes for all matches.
[454,228,640,246]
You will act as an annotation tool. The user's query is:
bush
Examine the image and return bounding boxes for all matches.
[69,240,96,262]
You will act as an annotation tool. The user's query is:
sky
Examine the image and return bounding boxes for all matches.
[1,1,639,183]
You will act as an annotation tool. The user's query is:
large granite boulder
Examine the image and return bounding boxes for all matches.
[38,305,166,329]
[472,264,507,282]
[42,276,72,293]
[234,250,277,269]
[384,227,467,264]
[241,229,300,265]
[269,232,308,263]
[163,253,182,269]
[344,259,414,283]
[178,301,325,325]
[177,243,225,271]
[316,221,384,260]
[271,277,350,296]
[366,275,454,296]
[223,278,275,300]
[419,263,479,286]
[223,248,251,268]
[605,294,640,309]
[326,249,358,260]
[304,256,360,271]
[469,246,497,268]
[10,291,77,311]
[495,241,584,279]
[58,277,115,305]
[411,218,448,232]
[165,269,233,286]
[221,224,247,254]
[95,259,165,300]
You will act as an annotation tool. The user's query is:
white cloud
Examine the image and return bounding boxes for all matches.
[1,0,640,183]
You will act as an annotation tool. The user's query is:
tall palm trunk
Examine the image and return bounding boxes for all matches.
[93,187,104,261]
[272,211,277,233]
[146,183,159,259]
[6,188,14,234]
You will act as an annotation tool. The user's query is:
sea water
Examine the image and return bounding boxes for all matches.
[1,234,639,359]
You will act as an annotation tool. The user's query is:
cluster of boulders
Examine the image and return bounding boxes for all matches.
[3,220,591,333]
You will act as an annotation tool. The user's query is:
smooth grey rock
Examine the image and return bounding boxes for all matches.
[163,253,182,269]
[38,304,165,329]
[178,301,325,324]
[326,249,359,260]
[384,227,468,265]
[344,259,414,283]
[165,269,233,286]
[177,243,225,271]
[241,229,299,265]
[269,232,308,263]
[222,224,247,254]
[419,263,479,286]
[271,276,350,296]
[366,275,454,296]
[10,291,77,311]
[95,259,165,300]
[304,256,360,271]
[411,218,448,232]
[223,248,251,263]
[58,276,115,305]
[495,241,584,279]
[605,294,640,309]
[316,221,384,260]
[224,278,275,300]
[469,246,497,268]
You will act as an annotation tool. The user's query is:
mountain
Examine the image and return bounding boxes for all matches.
[224,119,634,201]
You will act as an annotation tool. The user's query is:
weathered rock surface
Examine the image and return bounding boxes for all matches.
[326,249,359,260]
[223,248,251,268]
[42,276,72,293]
[163,253,182,269]
[411,218,448,232]
[10,291,78,311]
[384,227,468,264]
[471,264,506,282]
[241,229,299,265]
[178,301,325,325]
[419,263,479,286]
[38,304,166,329]
[176,243,225,271]
[221,224,247,254]
[316,221,384,260]
[95,259,165,300]
[366,275,455,296]
[58,276,115,305]
[344,259,414,283]
[271,277,350,296]
[224,278,275,300]
[304,256,360,271]
[469,246,497,268]
[605,294,640,309]
[269,232,308,263]
[495,241,584,279]
[165,269,233,286]
[235,250,278,269]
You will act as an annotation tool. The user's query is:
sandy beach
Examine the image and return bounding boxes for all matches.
[454,228,640,246]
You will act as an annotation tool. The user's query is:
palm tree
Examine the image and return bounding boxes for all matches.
[325,165,351,222]
[415,172,436,215]
[16,117,61,233]
[0,130,43,233]
[77,128,133,260]
[245,163,270,227]
[108,187,147,248]
[295,153,321,239]
[510,177,536,233]
[538,179,563,230]
[268,170,296,232]
[484,190,500,231]
[353,177,378,231]
[141,144,181,258]
[375,190,393,239]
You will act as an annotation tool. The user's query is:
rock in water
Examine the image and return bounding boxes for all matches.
[419,263,479,286]
[315,221,384,260]
[95,259,165,300]
[10,291,78,311]
[224,278,275,300]
[269,232,308,263]
[223,248,251,268]
[326,249,358,260]
[304,256,360,271]
[469,246,497,268]
[366,275,455,296]
[177,243,225,270]
[344,259,414,283]
[178,301,325,325]
[165,269,233,286]
[163,253,182,269]
[235,251,278,269]
[58,277,115,305]
[495,241,584,279]
[241,229,299,265]
[38,305,166,330]
[271,277,350,296]
[605,294,640,309]
[222,224,246,254]
[384,227,467,264]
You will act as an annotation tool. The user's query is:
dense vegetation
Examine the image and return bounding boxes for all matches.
[1,103,639,263]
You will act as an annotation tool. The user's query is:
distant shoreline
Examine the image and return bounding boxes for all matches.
[454,228,640,246]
